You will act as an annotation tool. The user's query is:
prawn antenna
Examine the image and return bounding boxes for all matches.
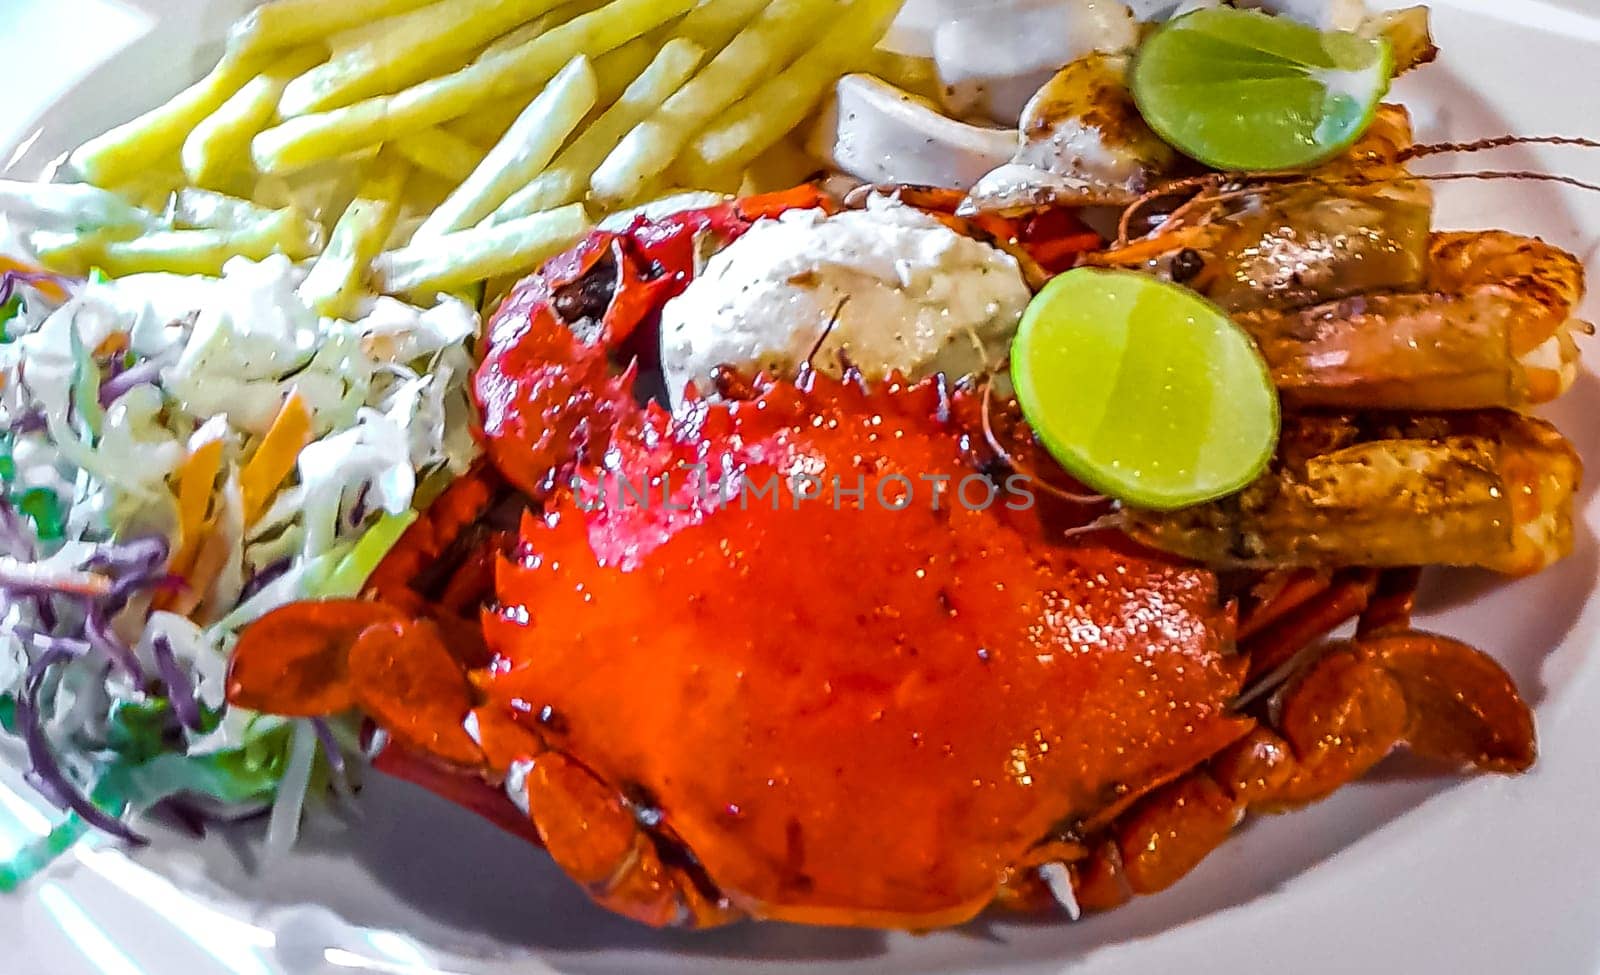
[1114,163,1600,248]
[1274,169,1600,197]
[1115,175,1228,248]
[1399,134,1600,162]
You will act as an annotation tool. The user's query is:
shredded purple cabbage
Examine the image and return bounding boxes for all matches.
[14,629,94,657]
[88,535,169,594]
[0,269,75,309]
[0,500,37,560]
[78,535,176,682]
[97,357,166,407]
[237,556,291,604]
[34,591,57,633]
[311,717,355,803]
[1,518,187,841]
[84,604,143,682]
[14,645,147,846]
[310,718,345,779]
[8,410,46,435]
[345,483,371,533]
[150,635,202,731]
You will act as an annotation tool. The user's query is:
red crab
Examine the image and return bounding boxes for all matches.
[226,187,1534,929]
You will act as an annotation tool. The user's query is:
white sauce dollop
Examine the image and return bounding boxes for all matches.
[658,195,1032,407]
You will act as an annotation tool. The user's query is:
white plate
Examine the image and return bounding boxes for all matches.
[4,2,1600,973]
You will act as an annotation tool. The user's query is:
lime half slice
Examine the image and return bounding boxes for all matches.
[1011,268,1279,510]
[1131,7,1394,171]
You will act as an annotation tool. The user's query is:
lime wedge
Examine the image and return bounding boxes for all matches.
[1131,7,1394,171]
[1011,268,1279,510]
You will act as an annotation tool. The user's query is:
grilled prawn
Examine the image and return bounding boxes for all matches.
[1123,410,1581,574]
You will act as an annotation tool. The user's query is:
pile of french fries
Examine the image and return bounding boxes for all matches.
[9,0,919,315]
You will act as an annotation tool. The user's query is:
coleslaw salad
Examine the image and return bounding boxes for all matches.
[0,253,479,884]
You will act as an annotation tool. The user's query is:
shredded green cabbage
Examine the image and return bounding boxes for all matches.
[318,510,418,599]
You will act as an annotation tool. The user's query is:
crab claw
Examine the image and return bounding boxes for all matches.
[1273,629,1535,803]
[522,751,740,929]
[226,601,484,768]
[1275,647,1409,804]
[1361,631,1536,772]
[348,618,483,767]
[475,234,641,501]
[225,600,406,716]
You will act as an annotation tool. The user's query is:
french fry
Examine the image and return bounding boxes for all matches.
[70,50,264,187]
[738,134,823,195]
[590,34,661,105]
[686,0,902,176]
[278,0,567,117]
[675,165,743,195]
[0,180,159,235]
[485,38,705,224]
[863,49,943,105]
[673,0,772,54]
[456,31,654,152]
[299,151,410,318]
[393,128,487,182]
[110,169,194,214]
[251,0,697,173]
[414,55,597,239]
[446,101,529,147]
[228,0,438,56]
[34,206,324,278]
[479,0,611,59]
[183,46,329,191]
[442,20,650,149]
[373,202,590,294]
[588,0,841,207]
[476,21,553,64]
[249,148,380,227]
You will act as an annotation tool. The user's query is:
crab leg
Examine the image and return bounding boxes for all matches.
[1001,630,1534,914]
[1355,568,1423,638]
[1239,569,1377,682]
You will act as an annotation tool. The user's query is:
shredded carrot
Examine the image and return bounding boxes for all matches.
[167,516,230,619]
[155,435,225,612]
[240,388,313,527]
[736,184,833,221]
[94,332,129,358]
[1025,232,1105,270]
[0,257,68,301]
[175,437,224,552]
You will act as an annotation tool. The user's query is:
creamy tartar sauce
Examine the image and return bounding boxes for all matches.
[658,195,1033,406]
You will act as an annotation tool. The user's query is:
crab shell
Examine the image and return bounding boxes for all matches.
[468,364,1254,928]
